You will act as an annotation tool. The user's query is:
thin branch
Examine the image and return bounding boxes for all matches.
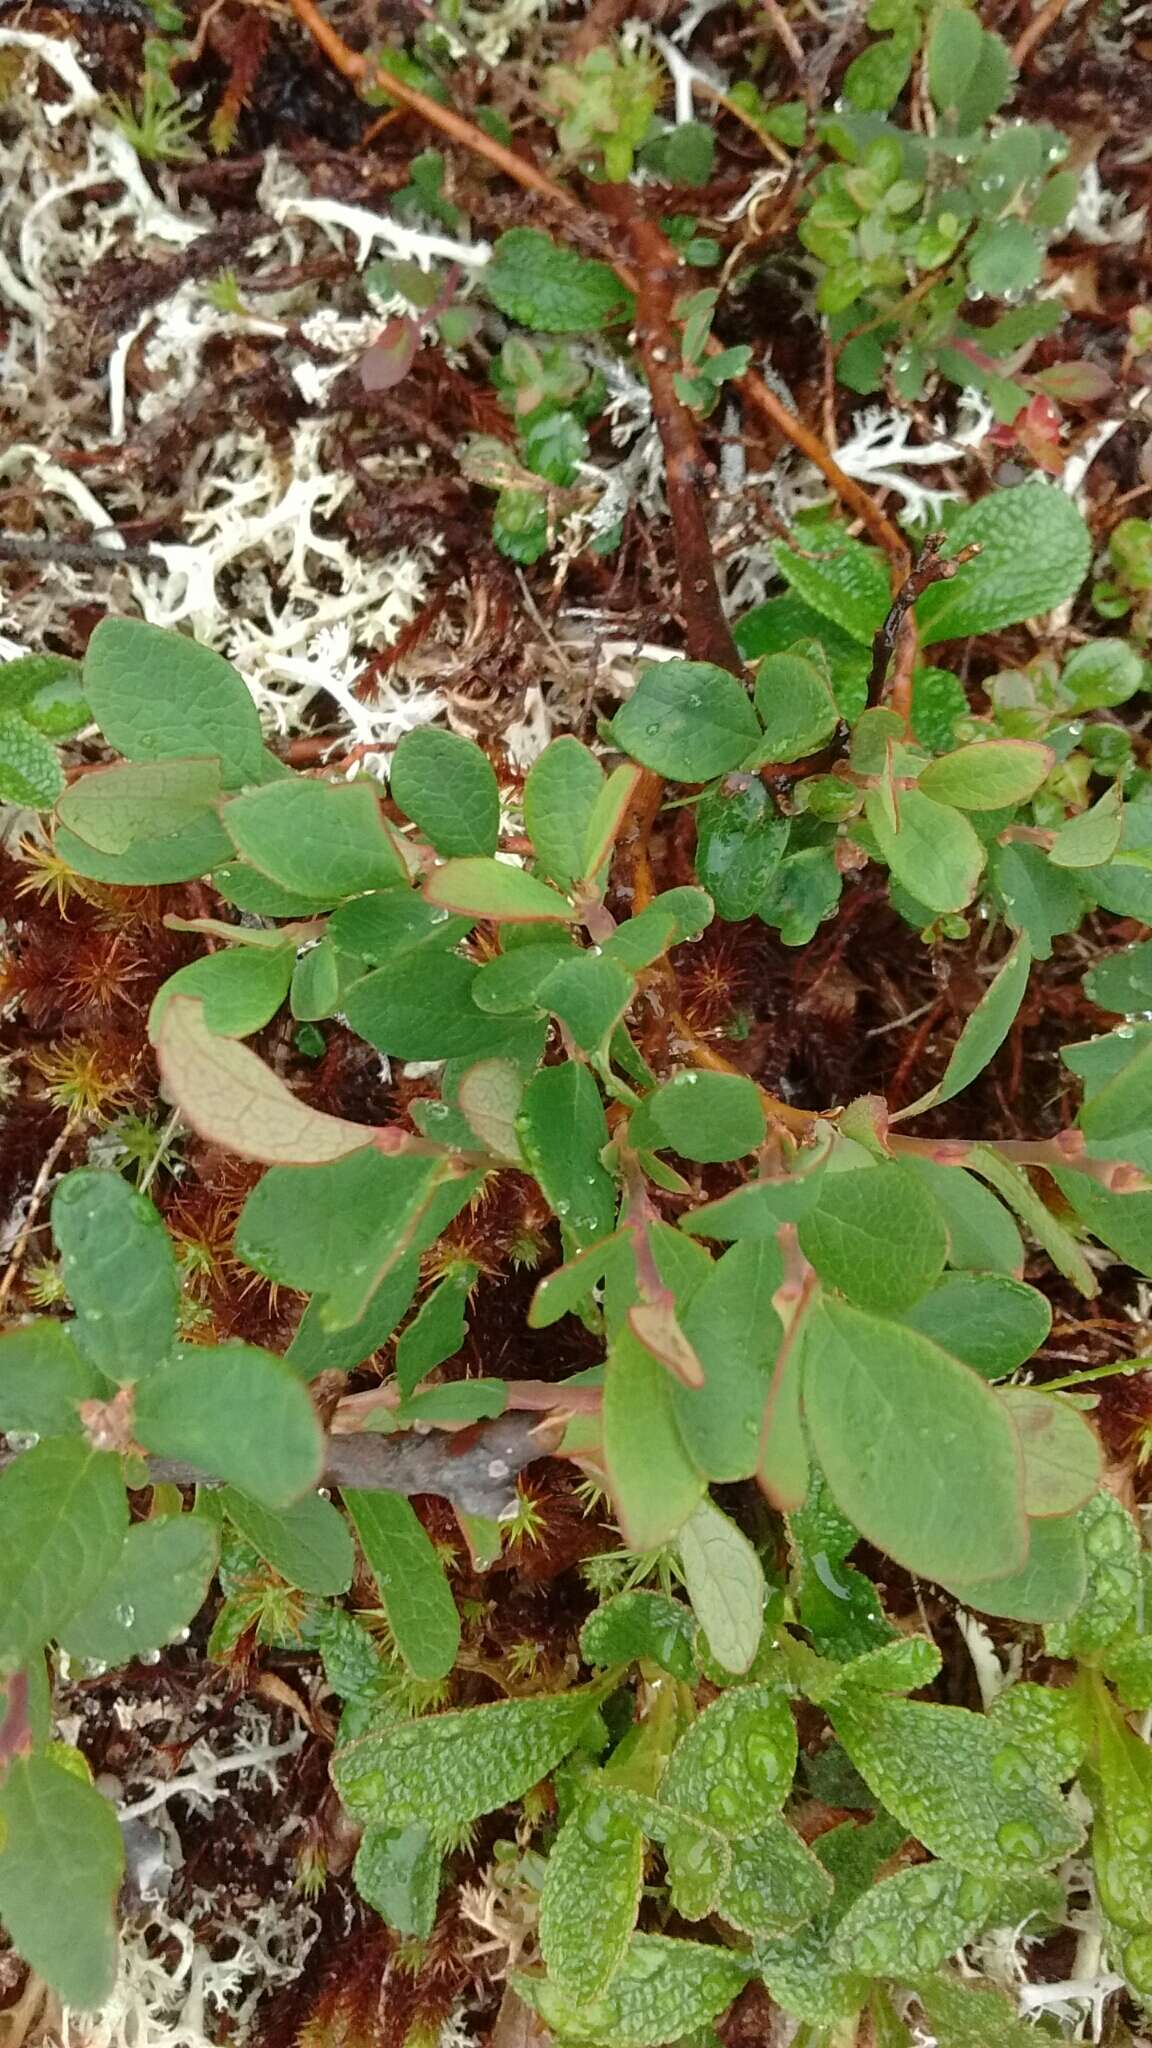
[867,533,981,707]
[0,1123,74,1317]
[0,533,171,572]
[625,210,742,675]
[1012,0,1070,66]
[0,1411,566,1520]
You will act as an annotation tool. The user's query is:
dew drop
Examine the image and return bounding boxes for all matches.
[995,1819,1045,1861]
[991,1743,1033,1790]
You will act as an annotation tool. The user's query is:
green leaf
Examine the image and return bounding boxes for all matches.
[0,712,63,808]
[682,1166,825,1238]
[332,1686,606,1826]
[0,652,83,720]
[0,1754,123,2008]
[517,1062,616,1248]
[0,1321,103,1436]
[635,1071,766,1163]
[759,841,843,944]
[603,1326,705,1549]
[798,1160,948,1313]
[928,5,984,110]
[1087,1678,1152,1935]
[1062,638,1143,710]
[900,1272,1050,1377]
[752,651,840,762]
[944,1512,1087,1622]
[354,1822,442,1937]
[156,996,379,1165]
[55,812,233,887]
[788,1471,897,1662]
[969,219,1044,297]
[775,533,889,644]
[290,938,344,1022]
[212,862,333,916]
[539,1793,645,1999]
[1045,1490,1142,1656]
[343,1491,460,1680]
[0,1442,127,1661]
[134,1343,324,1506]
[833,1860,998,1978]
[735,595,869,720]
[235,1149,475,1325]
[389,728,499,856]
[58,756,223,856]
[579,1591,697,1681]
[677,1498,765,1675]
[912,665,968,752]
[1051,1165,1152,1279]
[1102,1637,1152,1710]
[643,118,715,185]
[423,857,574,922]
[917,1976,1045,2048]
[516,1934,750,2047]
[999,1386,1101,1516]
[612,661,761,780]
[662,1684,797,1834]
[1084,939,1152,1015]
[919,740,1052,810]
[344,951,516,1062]
[969,1145,1098,1296]
[149,943,295,1041]
[802,1297,1027,1585]
[221,1489,353,1594]
[484,229,634,331]
[1078,1031,1152,1149]
[716,1818,834,1936]
[224,779,407,897]
[58,1514,219,1660]
[916,487,1091,644]
[583,763,644,876]
[401,1378,506,1424]
[830,1691,1083,1874]
[537,952,636,1053]
[471,939,575,1015]
[901,1158,1023,1272]
[328,890,471,962]
[603,887,713,968]
[84,616,266,788]
[524,738,605,886]
[694,781,789,920]
[843,27,916,110]
[754,1816,902,2025]
[672,1238,783,1480]
[987,839,1083,958]
[864,787,985,912]
[288,1256,420,1378]
[395,1268,474,1396]
[896,934,1031,1118]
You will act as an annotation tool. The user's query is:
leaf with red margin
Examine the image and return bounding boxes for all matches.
[156,996,381,1164]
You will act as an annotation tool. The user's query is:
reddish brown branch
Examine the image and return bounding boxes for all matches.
[868,534,982,709]
[626,214,742,676]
